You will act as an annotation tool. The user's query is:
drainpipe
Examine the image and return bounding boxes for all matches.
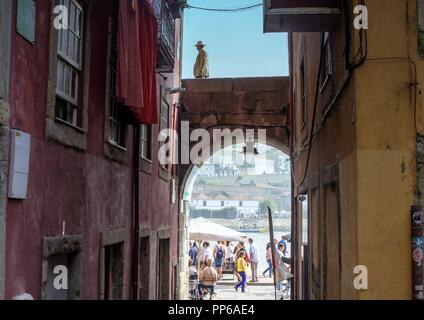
[131,125,141,300]
[411,205,424,300]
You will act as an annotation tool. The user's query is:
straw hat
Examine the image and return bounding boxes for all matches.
[195,41,206,48]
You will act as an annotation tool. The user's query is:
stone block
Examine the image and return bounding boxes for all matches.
[0,99,10,126]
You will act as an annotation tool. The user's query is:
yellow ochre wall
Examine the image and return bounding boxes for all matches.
[353,0,423,299]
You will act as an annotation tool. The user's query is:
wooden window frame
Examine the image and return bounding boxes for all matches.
[55,0,84,127]
[45,0,92,151]
[158,88,171,180]
[141,124,153,161]
[106,13,127,150]
[319,32,333,94]
[300,58,306,131]
[103,5,129,163]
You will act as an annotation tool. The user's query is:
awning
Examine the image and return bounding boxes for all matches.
[188,217,247,242]
[116,0,158,124]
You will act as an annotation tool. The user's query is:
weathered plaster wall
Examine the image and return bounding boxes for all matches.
[354,0,416,299]
[0,0,12,300]
[5,0,134,299]
[291,25,358,299]
[139,19,183,300]
[290,0,420,300]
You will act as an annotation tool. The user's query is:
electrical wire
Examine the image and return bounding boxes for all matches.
[291,35,325,188]
[186,3,262,12]
[292,0,369,164]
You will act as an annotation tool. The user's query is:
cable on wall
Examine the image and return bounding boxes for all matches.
[186,3,262,12]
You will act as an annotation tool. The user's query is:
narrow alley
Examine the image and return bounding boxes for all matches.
[0,0,424,306]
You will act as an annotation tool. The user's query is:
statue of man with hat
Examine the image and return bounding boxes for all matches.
[193,41,209,79]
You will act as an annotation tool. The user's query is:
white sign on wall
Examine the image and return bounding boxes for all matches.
[8,129,31,199]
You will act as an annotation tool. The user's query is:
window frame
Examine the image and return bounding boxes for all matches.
[141,124,153,162]
[300,58,306,131]
[319,32,333,94]
[159,92,170,169]
[106,15,127,149]
[55,0,84,127]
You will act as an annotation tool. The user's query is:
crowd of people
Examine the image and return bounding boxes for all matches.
[188,235,291,298]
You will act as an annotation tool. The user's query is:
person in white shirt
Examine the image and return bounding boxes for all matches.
[225,241,234,262]
[201,242,214,266]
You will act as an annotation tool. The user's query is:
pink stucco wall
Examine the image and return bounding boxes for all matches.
[5,0,180,300]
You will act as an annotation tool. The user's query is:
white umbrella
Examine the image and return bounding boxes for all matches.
[188,217,247,242]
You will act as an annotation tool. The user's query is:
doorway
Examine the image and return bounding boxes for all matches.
[157,238,170,300]
[139,236,150,300]
[103,242,124,300]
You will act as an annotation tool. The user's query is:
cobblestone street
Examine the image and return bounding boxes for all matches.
[212,275,290,301]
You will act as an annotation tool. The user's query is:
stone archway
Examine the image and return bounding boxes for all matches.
[175,77,290,299]
[179,77,290,195]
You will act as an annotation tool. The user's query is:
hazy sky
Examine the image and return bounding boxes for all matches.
[182,0,289,79]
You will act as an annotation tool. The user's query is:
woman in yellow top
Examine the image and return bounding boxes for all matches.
[234,250,248,293]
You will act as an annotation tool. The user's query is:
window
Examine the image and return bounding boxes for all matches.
[203,201,207,207]
[239,201,243,207]
[159,94,169,168]
[107,15,127,148]
[320,32,332,93]
[141,124,152,161]
[55,0,83,126]
[221,201,225,207]
[300,59,306,130]
[301,194,309,245]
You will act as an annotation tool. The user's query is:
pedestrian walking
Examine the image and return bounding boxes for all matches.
[262,242,273,278]
[214,241,226,280]
[234,251,248,293]
[201,241,214,266]
[189,242,198,267]
[248,238,259,282]
[225,241,234,262]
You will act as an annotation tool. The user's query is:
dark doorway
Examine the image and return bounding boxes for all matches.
[104,243,124,300]
[45,254,73,300]
[157,238,170,300]
[172,263,178,300]
[139,236,150,300]
[323,186,341,299]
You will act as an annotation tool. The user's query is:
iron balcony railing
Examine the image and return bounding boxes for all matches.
[153,0,176,72]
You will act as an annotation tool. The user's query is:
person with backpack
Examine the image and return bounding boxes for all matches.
[214,241,226,280]
[189,242,198,267]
